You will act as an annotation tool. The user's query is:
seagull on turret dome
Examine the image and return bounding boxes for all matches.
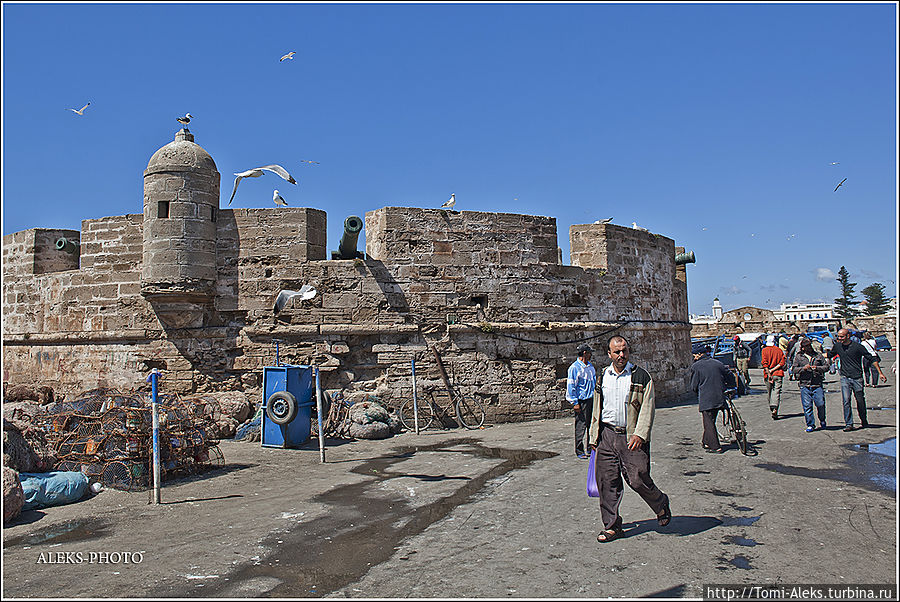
[177,113,192,128]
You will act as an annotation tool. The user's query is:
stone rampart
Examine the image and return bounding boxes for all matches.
[3,172,693,420]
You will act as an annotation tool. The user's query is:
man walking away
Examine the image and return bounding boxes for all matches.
[860,333,882,388]
[588,336,670,543]
[732,335,751,387]
[761,335,786,420]
[794,338,828,431]
[691,346,737,453]
[827,329,886,431]
[566,344,596,459]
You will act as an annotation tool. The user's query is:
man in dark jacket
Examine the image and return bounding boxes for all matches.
[690,346,737,453]
[827,328,886,431]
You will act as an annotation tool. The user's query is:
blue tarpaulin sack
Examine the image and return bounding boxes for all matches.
[20,471,90,511]
[586,449,599,497]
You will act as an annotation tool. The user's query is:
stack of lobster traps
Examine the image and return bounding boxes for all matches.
[17,388,225,491]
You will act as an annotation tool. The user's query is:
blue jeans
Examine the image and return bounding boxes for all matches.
[800,386,826,428]
[839,376,867,427]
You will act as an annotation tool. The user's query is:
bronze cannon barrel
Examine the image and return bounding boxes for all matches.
[332,215,364,259]
[55,237,79,254]
[675,250,696,265]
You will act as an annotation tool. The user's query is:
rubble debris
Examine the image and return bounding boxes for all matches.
[3,466,25,524]
[3,384,55,405]
[3,417,55,473]
[14,388,224,491]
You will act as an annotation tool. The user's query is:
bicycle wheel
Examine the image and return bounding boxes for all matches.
[455,395,486,429]
[719,407,733,444]
[399,398,434,431]
[728,401,749,455]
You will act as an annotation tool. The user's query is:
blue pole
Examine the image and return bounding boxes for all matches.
[315,367,325,463]
[411,357,419,434]
[148,369,161,504]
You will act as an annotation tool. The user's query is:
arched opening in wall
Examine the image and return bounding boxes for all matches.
[744,313,752,321]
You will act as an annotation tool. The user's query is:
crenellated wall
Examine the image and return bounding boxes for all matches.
[3,204,693,420]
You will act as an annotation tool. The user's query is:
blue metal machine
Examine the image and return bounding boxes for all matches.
[261,364,315,448]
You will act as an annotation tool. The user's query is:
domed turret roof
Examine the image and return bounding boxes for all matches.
[144,129,217,176]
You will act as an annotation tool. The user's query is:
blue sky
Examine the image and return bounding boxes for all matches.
[2,2,897,315]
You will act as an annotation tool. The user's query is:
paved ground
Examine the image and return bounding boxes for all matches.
[3,353,896,598]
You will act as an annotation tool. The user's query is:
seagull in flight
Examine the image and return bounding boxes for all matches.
[440,193,456,209]
[834,177,847,192]
[273,190,288,206]
[177,113,192,128]
[280,52,296,62]
[67,102,91,115]
[299,159,319,165]
[594,217,613,224]
[228,164,298,205]
[829,162,840,165]
[632,221,649,232]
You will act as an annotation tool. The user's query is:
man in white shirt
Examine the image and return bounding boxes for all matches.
[587,335,670,543]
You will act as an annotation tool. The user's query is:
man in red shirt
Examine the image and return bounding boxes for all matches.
[761,334,786,419]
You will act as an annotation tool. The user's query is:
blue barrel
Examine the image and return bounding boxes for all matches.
[261,365,315,448]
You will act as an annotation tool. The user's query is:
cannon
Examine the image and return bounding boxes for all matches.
[55,237,80,254]
[331,215,364,260]
[675,250,696,265]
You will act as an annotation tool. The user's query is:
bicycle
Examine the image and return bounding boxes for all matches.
[398,386,486,430]
[720,387,749,455]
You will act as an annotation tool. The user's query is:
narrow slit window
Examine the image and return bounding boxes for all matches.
[210,206,217,222]
[158,201,170,218]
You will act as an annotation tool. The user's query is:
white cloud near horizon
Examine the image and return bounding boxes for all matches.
[815,267,836,281]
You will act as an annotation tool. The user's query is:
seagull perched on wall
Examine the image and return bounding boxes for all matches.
[632,221,649,232]
[177,113,192,128]
[834,177,847,192]
[594,217,613,224]
[280,52,296,62]
[67,102,91,115]
[273,190,288,206]
[440,193,456,209]
[273,285,317,313]
[228,164,298,205]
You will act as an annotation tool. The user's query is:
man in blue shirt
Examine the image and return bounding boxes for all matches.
[567,344,597,459]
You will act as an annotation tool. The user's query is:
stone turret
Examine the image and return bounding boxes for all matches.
[141,129,220,327]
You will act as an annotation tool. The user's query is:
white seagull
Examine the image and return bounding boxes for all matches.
[228,164,298,205]
[177,113,192,128]
[67,102,91,115]
[632,221,649,232]
[273,284,317,313]
[440,193,456,209]
[280,52,296,62]
[594,217,613,224]
[829,162,840,165]
[273,189,288,206]
[299,159,319,165]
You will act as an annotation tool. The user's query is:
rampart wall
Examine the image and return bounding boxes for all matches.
[3,206,693,420]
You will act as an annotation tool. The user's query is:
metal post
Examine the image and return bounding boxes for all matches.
[275,339,281,366]
[315,367,325,463]
[411,356,419,435]
[149,369,161,504]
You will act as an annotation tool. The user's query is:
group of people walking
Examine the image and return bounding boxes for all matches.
[565,328,889,544]
[758,329,886,432]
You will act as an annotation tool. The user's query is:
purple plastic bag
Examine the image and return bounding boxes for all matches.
[586,448,599,497]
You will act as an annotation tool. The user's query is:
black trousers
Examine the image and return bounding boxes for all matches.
[574,397,593,455]
[701,408,722,450]
[594,425,668,531]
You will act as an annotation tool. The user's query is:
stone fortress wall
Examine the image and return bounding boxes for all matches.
[2,131,694,421]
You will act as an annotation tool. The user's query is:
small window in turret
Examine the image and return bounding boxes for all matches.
[158,201,170,218]
[210,206,217,222]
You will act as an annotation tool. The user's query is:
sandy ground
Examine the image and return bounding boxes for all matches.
[2,353,896,598]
